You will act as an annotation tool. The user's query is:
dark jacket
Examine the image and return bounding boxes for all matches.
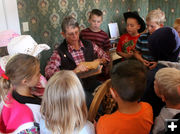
[57,39,100,92]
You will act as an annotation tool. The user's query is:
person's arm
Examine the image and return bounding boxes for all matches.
[103,33,112,52]
[92,42,110,64]
[13,123,40,134]
[116,51,133,59]
[134,34,151,66]
[149,61,157,70]
[134,50,150,67]
[45,50,60,79]
[116,36,133,59]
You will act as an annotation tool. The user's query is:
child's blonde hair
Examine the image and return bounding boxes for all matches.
[146,9,166,25]
[40,70,88,134]
[0,54,40,101]
[173,18,180,30]
[155,68,180,105]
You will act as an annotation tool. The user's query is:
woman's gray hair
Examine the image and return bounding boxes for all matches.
[61,16,79,33]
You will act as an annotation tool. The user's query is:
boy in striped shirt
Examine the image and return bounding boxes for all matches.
[134,9,165,70]
[80,9,111,53]
[80,9,111,81]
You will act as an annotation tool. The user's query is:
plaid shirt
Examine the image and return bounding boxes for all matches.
[45,41,110,79]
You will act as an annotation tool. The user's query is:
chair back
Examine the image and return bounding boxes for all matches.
[88,79,111,122]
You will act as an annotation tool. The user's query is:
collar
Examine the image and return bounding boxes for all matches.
[12,90,41,105]
[67,41,85,53]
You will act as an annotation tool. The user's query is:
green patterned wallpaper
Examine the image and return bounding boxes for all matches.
[149,0,180,26]
[16,0,180,74]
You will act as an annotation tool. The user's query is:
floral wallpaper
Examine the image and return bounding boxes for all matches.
[16,0,180,74]
[149,0,180,26]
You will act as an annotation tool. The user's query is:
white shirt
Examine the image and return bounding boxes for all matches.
[40,119,95,134]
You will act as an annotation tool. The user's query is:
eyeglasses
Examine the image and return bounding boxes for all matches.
[66,30,79,37]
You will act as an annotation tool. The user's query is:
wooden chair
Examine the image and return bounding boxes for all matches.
[109,47,122,70]
[88,79,111,122]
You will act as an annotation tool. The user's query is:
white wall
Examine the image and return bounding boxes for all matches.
[0,0,21,34]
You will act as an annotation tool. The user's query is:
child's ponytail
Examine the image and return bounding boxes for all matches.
[0,74,11,101]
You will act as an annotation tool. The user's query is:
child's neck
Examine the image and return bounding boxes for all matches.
[15,85,33,97]
[89,27,101,32]
[166,103,180,110]
[129,32,139,37]
[117,100,141,114]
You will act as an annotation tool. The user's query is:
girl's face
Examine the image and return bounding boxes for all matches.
[27,66,41,87]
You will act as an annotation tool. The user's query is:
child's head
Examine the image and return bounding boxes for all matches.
[111,60,147,102]
[148,27,180,62]
[0,54,40,101]
[173,18,180,37]
[154,68,180,106]
[40,70,87,134]
[88,9,103,31]
[0,35,50,71]
[123,11,146,36]
[146,9,166,34]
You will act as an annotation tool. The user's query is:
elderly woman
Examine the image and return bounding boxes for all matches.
[45,16,110,93]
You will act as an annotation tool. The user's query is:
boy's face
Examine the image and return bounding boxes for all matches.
[146,21,162,35]
[88,14,102,31]
[175,26,180,37]
[126,18,140,36]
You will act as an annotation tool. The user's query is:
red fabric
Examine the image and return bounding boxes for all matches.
[45,40,110,79]
[96,102,153,134]
[0,93,34,133]
[116,33,140,53]
[80,28,111,51]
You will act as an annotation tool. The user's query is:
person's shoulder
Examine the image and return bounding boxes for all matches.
[119,33,130,40]
[98,111,118,123]
[79,121,95,134]
[140,102,153,116]
[139,33,149,39]
[120,33,129,37]
[140,102,153,109]
[12,122,39,134]
[81,28,90,32]
[40,118,52,134]
[99,29,108,34]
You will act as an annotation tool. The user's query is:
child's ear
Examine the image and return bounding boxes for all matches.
[177,85,180,96]
[61,32,66,38]
[137,24,141,30]
[88,18,91,24]
[160,24,164,28]
[110,88,117,100]
[161,95,166,102]
[21,78,28,85]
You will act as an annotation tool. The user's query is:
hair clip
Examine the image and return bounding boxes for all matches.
[2,74,9,80]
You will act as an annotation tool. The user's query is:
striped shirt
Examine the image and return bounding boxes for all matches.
[45,40,110,79]
[135,33,155,61]
[80,28,111,52]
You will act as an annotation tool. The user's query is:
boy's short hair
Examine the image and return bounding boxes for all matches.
[155,68,180,105]
[89,9,103,19]
[111,60,147,102]
[173,18,180,30]
[146,9,166,25]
